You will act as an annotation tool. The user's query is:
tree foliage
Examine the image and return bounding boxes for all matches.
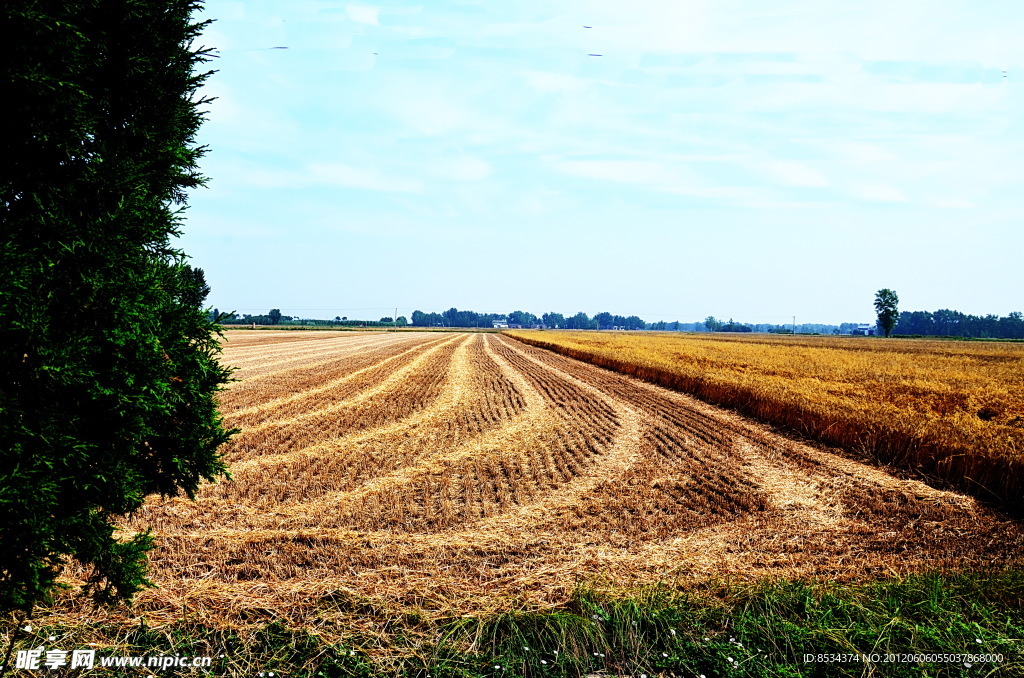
[874,289,900,338]
[0,0,233,613]
[894,309,1024,339]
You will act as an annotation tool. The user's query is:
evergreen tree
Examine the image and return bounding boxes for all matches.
[0,0,233,614]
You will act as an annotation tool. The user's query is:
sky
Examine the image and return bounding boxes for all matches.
[177,0,1024,325]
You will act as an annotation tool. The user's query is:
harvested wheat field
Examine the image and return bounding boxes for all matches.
[507,330,1024,509]
[49,330,1024,630]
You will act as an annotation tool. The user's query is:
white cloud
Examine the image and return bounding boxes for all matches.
[522,70,590,93]
[308,163,423,192]
[758,160,830,187]
[551,159,687,186]
[205,162,423,193]
[815,141,897,166]
[346,4,379,26]
[931,198,977,209]
[856,184,908,203]
[546,157,817,208]
[559,0,1023,66]
[429,156,492,182]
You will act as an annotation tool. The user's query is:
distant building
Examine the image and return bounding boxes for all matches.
[492,319,509,329]
[852,323,876,336]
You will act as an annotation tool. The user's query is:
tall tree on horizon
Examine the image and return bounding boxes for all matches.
[874,288,900,337]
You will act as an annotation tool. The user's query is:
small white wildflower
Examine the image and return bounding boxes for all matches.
[704,637,710,642]
[976,638,982,644]
[48,636,56,641]
[728,657,734,663]
[670,629,676,636]
[965,663,973,669]
[599,653,606,658]
[494,665,500,670]
[23,625,31,633]
[729,637,735,643]
[661,653,668,657]
[523,647,529,651]
[349,651,355,656]
[541,660,547,665]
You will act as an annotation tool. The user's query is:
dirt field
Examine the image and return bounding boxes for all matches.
[57,330,1024,626]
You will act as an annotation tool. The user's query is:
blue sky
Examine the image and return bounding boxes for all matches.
[178,0,1023,325]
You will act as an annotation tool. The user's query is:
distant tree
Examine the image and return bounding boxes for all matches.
[720,319,752,332]
[342,316,347,321]
[542,312,565,328]
[873,289,899,337]
[268,308,282,326]
[396,316,408,326]
[624,315,646,330]
[411,310,445,327]
[565,312,593,330]
[1003,312,1024,339]
[508,310,538,327]
[704,316,722,332]
[594,312,613,330]
[380,317,393,323]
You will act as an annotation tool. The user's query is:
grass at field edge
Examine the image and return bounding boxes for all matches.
[7,569,1023,677]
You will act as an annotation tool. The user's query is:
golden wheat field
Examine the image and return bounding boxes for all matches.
[46,330,1024,631]
[507,330,1024,508]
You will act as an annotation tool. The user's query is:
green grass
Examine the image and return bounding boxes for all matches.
[8,569,1023,677]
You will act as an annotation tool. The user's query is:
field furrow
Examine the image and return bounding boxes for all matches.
[225,333,411,377]
[220,336,461,466]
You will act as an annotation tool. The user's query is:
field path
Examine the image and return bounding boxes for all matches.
[73,330,1024,624]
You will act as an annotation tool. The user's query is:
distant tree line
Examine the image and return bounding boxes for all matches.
[407,308,647,330]
[211,305,1023,339]
[894,310,1024,339]
[211,307,870,334]
[216,309,408,327]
